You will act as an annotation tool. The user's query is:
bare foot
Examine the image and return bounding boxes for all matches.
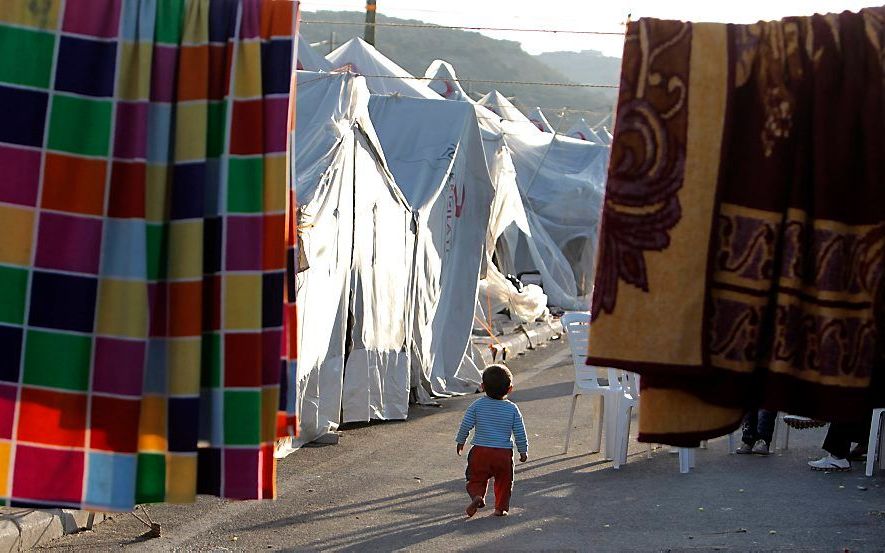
[466,497,484,517]
[493,510,508,516]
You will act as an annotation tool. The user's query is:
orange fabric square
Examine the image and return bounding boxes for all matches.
[260,1,293,38]
[262,214,285,270]
[42,153,107,215]
[177,45,209,101]
[18,387,87,447]
[168,280,202,337]
[137,394,166,452]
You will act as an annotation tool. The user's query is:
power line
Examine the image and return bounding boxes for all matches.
[301,19,624,36]
[321,70,619,89]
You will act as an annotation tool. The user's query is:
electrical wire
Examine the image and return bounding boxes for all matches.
[301,19,624,36]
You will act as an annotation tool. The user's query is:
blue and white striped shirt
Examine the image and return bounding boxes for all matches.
[456,396,528,453]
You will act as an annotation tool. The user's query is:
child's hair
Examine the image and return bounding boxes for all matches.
[482,364,513,400]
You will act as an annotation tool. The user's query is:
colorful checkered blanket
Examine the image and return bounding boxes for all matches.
[0,0,297,510]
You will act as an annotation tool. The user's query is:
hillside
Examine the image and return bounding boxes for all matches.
[536,50,622,88]
[300,10,617,127]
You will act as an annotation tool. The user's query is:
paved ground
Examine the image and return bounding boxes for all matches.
[45,341,885,552]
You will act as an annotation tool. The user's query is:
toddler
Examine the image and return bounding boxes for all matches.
[455,364,528,517]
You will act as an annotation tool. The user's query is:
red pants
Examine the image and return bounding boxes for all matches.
[465,446,514,512]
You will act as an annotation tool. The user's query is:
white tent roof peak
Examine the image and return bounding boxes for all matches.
[326,37,441,100]
[566,118,603,144]
[527,107,554,133]
[424,59,471,102]
[477,90,532,125]
[296,33,333,72]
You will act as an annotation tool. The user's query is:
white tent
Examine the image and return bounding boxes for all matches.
[565,118,603,144]
[504,130,609,309]
[296,33,333,72]
[422,62,548,324]
[327,37,441,100]
[527,107,554,133]
[292,72,414,445]
[367,95,495,397]
[424,59,471,102]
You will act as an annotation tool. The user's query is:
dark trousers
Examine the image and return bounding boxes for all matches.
[823,420,869,459]
[741,409,777,446]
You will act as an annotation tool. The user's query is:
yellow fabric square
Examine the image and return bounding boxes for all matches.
[165,453,197,503]
[168,338,200,395]
[167,221,203,279]
[263,155,286,212]
[0,441,9,496]
[0,205,34,266]
[145,164,170,223]
[224,274,261,330]
[0,1,60,29]
[117,42,153,101]
[261,386,279,443]
[180,0,209,45]
[174,102,207,163]
[138,395,167,453]
[97,279,148,338]
[234,41,262,98]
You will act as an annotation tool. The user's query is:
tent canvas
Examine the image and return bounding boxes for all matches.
[367,95,495,396]
[327,37,441,100]
[292,72,414,446]
[504,130,609,309]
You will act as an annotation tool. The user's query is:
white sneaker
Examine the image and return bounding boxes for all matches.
[807,455,850,471]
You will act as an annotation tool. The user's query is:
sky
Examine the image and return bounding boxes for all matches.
[301,0,879,57]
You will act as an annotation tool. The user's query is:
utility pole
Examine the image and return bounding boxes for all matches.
[329,31,336,54]
[364,0,376,45]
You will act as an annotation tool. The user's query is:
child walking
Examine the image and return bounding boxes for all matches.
[455,364,528,517]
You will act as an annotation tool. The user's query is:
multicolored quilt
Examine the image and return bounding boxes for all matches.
[0,0,298,510]
[589,8,885,445]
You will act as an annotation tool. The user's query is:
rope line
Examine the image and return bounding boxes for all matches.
[302,19,624,36]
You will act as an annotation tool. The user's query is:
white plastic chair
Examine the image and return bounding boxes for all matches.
[865,408,885,477]
[561,312,623,458]
[611,371,656,469]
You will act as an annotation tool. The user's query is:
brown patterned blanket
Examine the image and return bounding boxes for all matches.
[589,8,885,446]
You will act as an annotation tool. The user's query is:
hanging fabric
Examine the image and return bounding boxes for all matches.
[0,0,298,510]
[589,8,885,445]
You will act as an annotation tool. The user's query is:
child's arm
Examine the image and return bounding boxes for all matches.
[455,403,477,456]
[512,405,528,462]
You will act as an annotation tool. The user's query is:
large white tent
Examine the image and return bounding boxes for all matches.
[292,72,414,446]
[504,130,608,309]
[326,37,441,100]
[367,95,495,397]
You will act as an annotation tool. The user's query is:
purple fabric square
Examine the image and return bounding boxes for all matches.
[0,145,41,206]
[63,0,122,38]
[150,45,178,103]
[239,0,260,39]
[35,212,103,274]
[261,330,282,385]
[114,102,148,159]
[263,97,289,154]
[93,338,146,396]
[224,448,259,499]
[225,216,262,270]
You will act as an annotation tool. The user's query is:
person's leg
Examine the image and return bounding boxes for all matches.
[465,447,491,516]
[490,449,514,515]
[822,422,854,459]
[737,410,758,453]
[757,409,777,444]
